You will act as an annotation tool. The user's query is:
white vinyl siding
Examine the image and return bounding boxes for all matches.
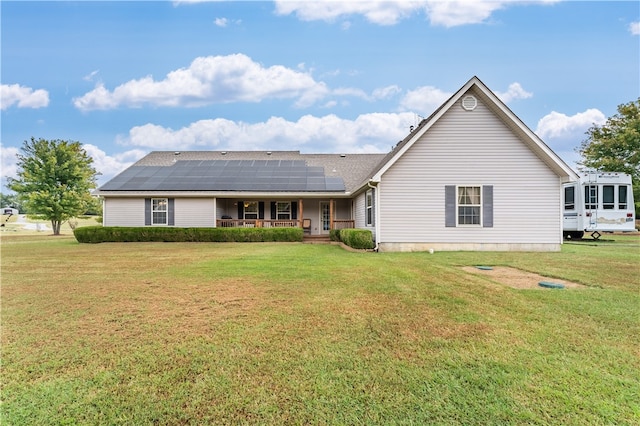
[378,90,561,247]
[103,198,145,227]
[174,198,216,227]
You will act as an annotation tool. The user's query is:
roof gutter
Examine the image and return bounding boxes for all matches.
[368,180,380,252]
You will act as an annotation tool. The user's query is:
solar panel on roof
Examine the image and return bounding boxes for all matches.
[100,158,346,192]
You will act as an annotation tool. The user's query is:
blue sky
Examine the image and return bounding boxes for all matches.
[2,1,639,188]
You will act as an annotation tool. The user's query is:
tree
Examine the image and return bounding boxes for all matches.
[577,98,640,215]
[7,137,98,235]
[0,193,26,213]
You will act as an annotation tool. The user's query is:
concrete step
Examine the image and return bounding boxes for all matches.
[303,235,332,243]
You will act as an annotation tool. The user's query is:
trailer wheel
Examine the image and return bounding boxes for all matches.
[563,231,584,240]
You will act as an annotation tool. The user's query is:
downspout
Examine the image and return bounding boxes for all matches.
[367,181,380,252]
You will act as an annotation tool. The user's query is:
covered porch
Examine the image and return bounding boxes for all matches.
[214,198,354,235]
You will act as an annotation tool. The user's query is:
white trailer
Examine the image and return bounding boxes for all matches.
[563,172,636,239]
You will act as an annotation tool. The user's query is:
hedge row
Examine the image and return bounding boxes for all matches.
[336,228,375,250]
[74,226,304,243]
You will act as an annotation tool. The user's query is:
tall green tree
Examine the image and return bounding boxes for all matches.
[8,137,98,235]
[578,98,640,215]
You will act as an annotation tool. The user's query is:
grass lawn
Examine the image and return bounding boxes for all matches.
[1,233,639,425]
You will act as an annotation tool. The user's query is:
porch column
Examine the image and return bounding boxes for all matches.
[330,198,334,230]
[298,199,303,227]
[213,197,217,227]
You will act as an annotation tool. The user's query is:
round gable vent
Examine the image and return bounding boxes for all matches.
[461,95,477,111]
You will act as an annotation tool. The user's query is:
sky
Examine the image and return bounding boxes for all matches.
[1,1,639,189]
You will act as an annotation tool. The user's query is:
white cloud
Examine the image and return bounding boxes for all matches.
[274,1,559,28]
[1,84,50,110]
[630,21,640,36]
[424,1,505,27]
[83,70,100,82]
[118,112,417,154]
[495,82,533,103]
[82,144,147,184]
[1,145,19,182]
[535,109,606,142]
[399,86,452,115]
[372,85,402,100]
[214,17,228,27]
[73,54,330,111]
[274,1,419,26]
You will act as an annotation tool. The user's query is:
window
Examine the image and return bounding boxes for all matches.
[564,186,575,210]
[243,201,258,219]
[585,185,598,209]
[365,189,373,226]
[457,186,481,225]
[619,186,628,209]
[152,198,168,225]
[276,202,291,220]
[603,185,615,210]
[445,185,492,228]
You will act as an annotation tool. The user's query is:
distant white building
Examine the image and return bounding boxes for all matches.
[2,207,19,216]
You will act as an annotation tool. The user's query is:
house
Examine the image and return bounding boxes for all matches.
[97,76,578,251]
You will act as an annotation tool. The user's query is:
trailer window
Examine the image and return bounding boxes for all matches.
[619,186,628,209]
[603,185,615,210]
[564,186,575,210]
[585,185,598,210]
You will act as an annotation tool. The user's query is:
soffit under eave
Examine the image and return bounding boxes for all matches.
[96,191,354,198]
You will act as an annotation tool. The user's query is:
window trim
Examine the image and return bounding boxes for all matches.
[151,198,168,226]
[276,201,291,220]
[243,201,259,220]
[564,186,575,211]
[619,186,628,210]
[457,185,482,226]
[365,189,374,226]
[585,185,598,209]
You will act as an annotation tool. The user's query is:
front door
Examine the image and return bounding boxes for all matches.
[319,202,330,234]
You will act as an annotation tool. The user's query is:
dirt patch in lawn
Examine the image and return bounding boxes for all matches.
[462,266,586,290]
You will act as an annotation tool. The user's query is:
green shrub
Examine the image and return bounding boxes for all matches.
[338,228,374,250]
[329,229,341,242]
[74,226,303,244]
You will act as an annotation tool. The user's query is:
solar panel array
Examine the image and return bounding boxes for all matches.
[100,160,346,192]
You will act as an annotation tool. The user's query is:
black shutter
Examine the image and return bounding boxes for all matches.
[145,198,151,226]
[483,186,493,228]
[258,202,265,220]
[270,202,276,220]
[168,198,175,226]
[291,201,298,220]
[238,201,244,219]
[445,186,456,227]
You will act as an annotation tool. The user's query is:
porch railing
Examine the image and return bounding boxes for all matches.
[332,220,355,230]
[216,219,300,228]
[216,219,355,229]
